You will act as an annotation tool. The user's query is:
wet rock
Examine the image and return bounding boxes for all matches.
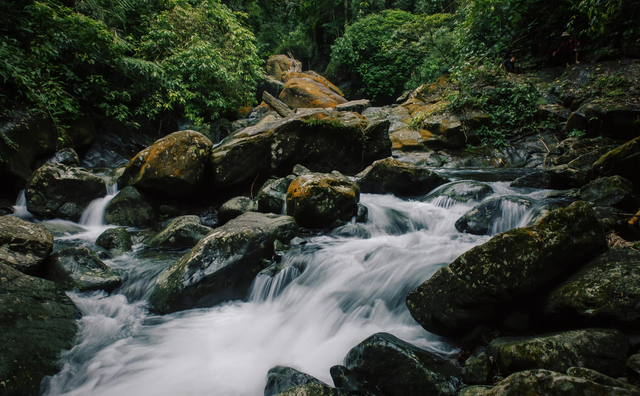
[25,162,106,220]
[592,137,640,187]
[105,186,157,228]
[96,227,133,255]
[286,172,360,228]
[465,351,493,385]
[0,216,53,275]
[47,148,79,166]
[149,212,298,314]
[330,365,377,396]
[343,332,463,396]
[40,221,87,237]
[257,176,295,214]
[42,247,121,292]
[335,99,371,113]
[422,181,494,207]
[579,176,638,212]
[628,354,640,378]
[487,328,628,377]
[566,367,640,394]
[0,263,79,396]
[355,157,448,197]
[275,383,337,396]
[543,249,640,330]
[455,196,534,236]
[406,202,607,337]
[265,366,328,396]
[120,130,213,196]
[145,215,212,249]
[218,196,257,225]
[510,172,551,189]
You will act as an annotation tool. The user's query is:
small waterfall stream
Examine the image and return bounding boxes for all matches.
[37,180,551,396]
[12,189,33,219]
[80,182,118,227]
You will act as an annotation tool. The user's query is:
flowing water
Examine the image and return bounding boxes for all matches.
[27,180,552,396]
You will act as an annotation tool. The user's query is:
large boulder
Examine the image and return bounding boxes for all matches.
[592,137,640,187]
[96,227,133,255]
[25,163,106,220]
[455,196,534,236]
[120,130,213,195]
[265,366,329,396]
[406,202,607,337]
[487,328,629,377]
[279,76,347,109]
[0,216,53,274]
[266,55,302,82]
[0,263,80,396]
[579,176,638,212]
[286,172,360,228]
[149,212,298,314]
[543,248,640,330]
[343,333,463,396]
[104,186,157,228]
[210,110,389,189]
[355,157,448,197]
[145,215,212,249]
[41,247,121,292]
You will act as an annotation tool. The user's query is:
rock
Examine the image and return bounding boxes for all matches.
[261,75,286,97]
[593,206,640,239]
[40,220,87,237]
[566,367,640,394]
[458,386,493,396]
[218,196,257,225]
[120,130,213,196]
[547,164,593,189]
[286,172,360,228]
[292,164,312,176]
[543,248,640,330]
[423,181,494,207]
[335,99,371,113]
[265,366,328,396]
[406,202,607,337]
[266,55,301,82]
[329,365,377,396]
[628,354,640,377]
[481,369,635,396]
[487,328,628,377]
[455,196,534,236]
[422,119,467,149]
[279,73,347,109]
[47,148,79,166]
[104,186,157,228]
[343,332,463,396]
[145,215,212,249]
[465,351,493,385]
[579,176,638,212]
[592,137,640,187]
[0,263,79,396]
[25,163,106,220]
[96,227,133,255]
[362,119,392,165]
[0,216,53,275]
[149,212,298,314]
[274,383,337,396]
[257,176,295,214]
[355,157,448,197]
[510,172,551,189]
[42,247,121,292]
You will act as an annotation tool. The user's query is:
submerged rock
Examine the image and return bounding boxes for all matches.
[423,181,493,207]
[343,332,463,396]
[406,202,607,337]
[0,263,80,396]
[218,196,257,225]
[0,216,53,274]
[455,196,534,236]
[96,227,133,255]
[149,212,298,314]
[355,157,448,197]
[592,136,640,187]
[104,186,157,228]
[42,247,121,292]
[265,366,329,396]
[145,215,212,249]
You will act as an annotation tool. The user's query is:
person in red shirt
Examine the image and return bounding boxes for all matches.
[553,31,580,66]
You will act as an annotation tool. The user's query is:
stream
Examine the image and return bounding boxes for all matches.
[13,177,552,396]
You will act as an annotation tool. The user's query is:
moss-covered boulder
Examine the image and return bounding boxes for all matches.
[422,181,494,207]
[274,383,337,396]
[42,247,121,292]
[592,137,640,187]
[25,162,106,220]
[487,328,628,377]
[218,196,257,225]
[465,351,493,385]
[257,176,295,214]
[286,172,360,228]
[121,130,213,196]
[543,248,640,330]
[0,216,53,275]
[458,386,493,396]
[579,176,639,212]
[265,366,330,396]
[104,186,157,228]
[628,354,640,378]
[355,157,448,197]
[96,227,133,255]
[455,196,534,236]
[567,367,640,394]
[149,212,298,314]
[343,333,463,396]
[145,215,212,249]
[406,202,607,337]
[0,263,80,396]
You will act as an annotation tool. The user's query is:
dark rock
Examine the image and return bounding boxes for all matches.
[355,157,448,197]
[42,247,121,292]
[422,119,466,150]
[465,351,493,385]
[422,181,494,207]
[292,164,312,176]
[261,75,286,98]
[406,202,607,337]
[0,216,53,274]
[592,137,640,187]
[0,263,79,396]
[274,383,337,396]
[510,172,551,189]
[286,172,360,228]
[457,386,493,396]
[149,212,298,314]
[96,227,133,255]
[593,206,640,239]
[47,148,79,166]
[218,196,257,225]
[343,332,463,396]
[335,99,371,113]
[356,204,368,223]
[628,354,640,378]
[330,365,377,396]
[105,186,157,228]
[579,176,638,212]
[455,196,534,236]
[362,119,392,166]
[257,176,295,214]
[265,366,328,396]
[65,114,97,149]
[547,164,593,189]
[566,367,640,394]
[25,163,106,220]
[145,215,212,249]
[543,249,640,330]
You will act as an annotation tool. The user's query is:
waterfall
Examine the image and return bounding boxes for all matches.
[489,199,532,235]
[79,182,118,226]
[12,190,33,219]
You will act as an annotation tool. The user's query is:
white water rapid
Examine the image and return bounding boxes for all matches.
[80,182,118,227]
[40,181,552,396]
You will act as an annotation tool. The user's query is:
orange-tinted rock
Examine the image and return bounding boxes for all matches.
[266,55,302,82]
[389,128,426,151]
[285,71,344,97]
[279,75,347,109]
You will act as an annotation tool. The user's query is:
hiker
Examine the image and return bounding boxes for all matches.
[501,56,517,73]
[553,31,580,66]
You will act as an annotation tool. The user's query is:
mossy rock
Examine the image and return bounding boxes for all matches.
[96,227,133,255]
[42,247,121,292]
[105,186,157,228]
[592,136,640,187]
[465,351,493,385]
[355,157,448,197]
[567,367,640,394]
[579,175,639,212]
[274,382,337,396]
[628,354,640,378]
[265,366,329,396]
[0,216,53,275]
[218,196,257,226]
[145,215,212,249]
